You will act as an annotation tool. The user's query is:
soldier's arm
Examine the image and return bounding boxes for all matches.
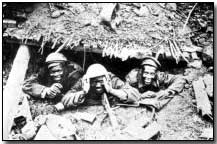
[110,73,140,103]
[61,78,85,107]
[22,73,47,98]
[65,78,83,94]
[157,72,186,95]
[63,61,84,95]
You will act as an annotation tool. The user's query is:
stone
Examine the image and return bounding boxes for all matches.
[34,125,57,140]
[187,60,202,69]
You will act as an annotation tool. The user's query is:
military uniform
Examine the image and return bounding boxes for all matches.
[125,68,186,110]
[69,72,140,105]
[22,62,83,99]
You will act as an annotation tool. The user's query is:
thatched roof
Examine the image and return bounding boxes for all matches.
[4,3,194,61]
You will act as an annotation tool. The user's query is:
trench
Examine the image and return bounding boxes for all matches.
[3,43,211,140]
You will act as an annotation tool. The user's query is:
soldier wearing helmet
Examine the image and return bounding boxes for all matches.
[60,63,140,108]
[22,52,83,101]
[125,56,186,110]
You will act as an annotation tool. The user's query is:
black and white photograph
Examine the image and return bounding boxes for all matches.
[2,2,214,140]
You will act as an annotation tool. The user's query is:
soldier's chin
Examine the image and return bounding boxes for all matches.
[95,88,104,94]
[144,81,151,85]
[53,78,62,83]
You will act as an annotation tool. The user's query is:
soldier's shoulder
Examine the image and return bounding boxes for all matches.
[156,71,167,81]
[67,61,81,67]
[125,68,140,84]
[108,72,121,82]
[67,61,83,71]
[127,68,140,75]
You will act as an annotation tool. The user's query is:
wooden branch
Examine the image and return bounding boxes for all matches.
[182,3,197,33]
[168,39,178,63]
[3,45,31,140]
[173,40,189,63]
[192,77,212,117]
[55,38,70,53]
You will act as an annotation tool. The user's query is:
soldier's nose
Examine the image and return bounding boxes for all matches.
[145,77,152,81]
[147,74,153,78]
[96,83,101,87]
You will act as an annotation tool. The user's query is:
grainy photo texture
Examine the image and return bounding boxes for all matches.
[2,2,214,140]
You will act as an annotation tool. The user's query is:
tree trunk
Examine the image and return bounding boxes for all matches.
[3,44,30,140]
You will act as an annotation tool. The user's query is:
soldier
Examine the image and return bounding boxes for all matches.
[125,56,186,110]
[59,63,140,109]
[22,52,83,102]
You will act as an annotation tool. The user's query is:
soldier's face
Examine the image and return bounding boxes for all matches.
[49,63,65,83]
[142,65,157,85]
[90,76,105,95]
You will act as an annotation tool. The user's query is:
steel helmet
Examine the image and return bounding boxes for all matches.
[85,63,109,79]
[45,52,67,63]
[141,56,161,69]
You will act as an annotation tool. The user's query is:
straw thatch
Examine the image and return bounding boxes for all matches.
[4,3,194,61]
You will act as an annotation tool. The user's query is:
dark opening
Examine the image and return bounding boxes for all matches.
[3,43,188,81]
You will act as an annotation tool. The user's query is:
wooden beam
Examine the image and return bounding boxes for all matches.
[203,74,213,98]
[4,38,103,54]
[14,94,32,122]
[192,77,212,117]
[4,38,41,47]
[3,44,31,140]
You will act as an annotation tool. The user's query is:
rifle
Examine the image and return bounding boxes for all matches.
[102,93,119,130]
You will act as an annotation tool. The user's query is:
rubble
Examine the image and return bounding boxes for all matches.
[199,127,213,140]
[34,125,57,140]
[124,121,161,140]
[74,112,96,124]
[45,114,77,140]
[21,121,37,140]
[187,59,202,69]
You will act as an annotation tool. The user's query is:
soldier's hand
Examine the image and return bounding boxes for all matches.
[82,76,90,94]
[156,90,170,100]
[103,77,113,93]
[43,87,56,98]
[46,83,63,98]
[141,91,156,99]
[50,83,62,94]
[53,83,63,90]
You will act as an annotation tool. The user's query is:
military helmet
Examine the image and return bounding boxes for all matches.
[45,52,67,63]
[141,56,161,69]
[85,63,109,79]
